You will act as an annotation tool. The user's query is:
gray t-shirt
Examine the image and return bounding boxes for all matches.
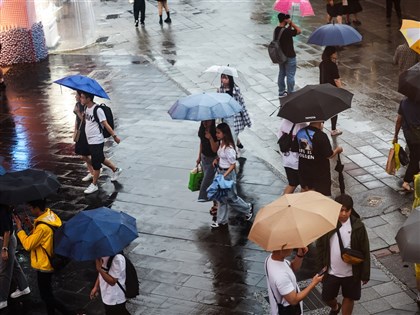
[85,104,106,144]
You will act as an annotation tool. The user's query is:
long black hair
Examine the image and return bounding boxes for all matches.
[221,74,235,97]
[198,120,216,138]
[216,122,236,150]
[322,46,337,62]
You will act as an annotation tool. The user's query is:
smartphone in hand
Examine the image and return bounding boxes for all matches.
[318,266,327,276]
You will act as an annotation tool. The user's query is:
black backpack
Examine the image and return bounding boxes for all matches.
[278,123,298,153]
[93,103,114,138]
[36,222,71,272]
[106,254,139,299]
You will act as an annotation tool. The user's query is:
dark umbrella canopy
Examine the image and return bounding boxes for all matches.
[307,23,362,46]
[0,169,61,205]
[278,84,353,123]
[395,207,420,263]
[55,207,138,261]
[398,63,420,103]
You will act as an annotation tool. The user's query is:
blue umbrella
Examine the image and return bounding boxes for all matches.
[307,23,362,46]
[54,74,110,99]
[54,207,138,261]
[168,92,242,121]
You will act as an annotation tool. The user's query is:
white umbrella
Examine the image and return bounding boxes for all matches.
[201,65,249,89]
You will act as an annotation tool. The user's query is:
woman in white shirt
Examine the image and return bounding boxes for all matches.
[211,123,253,229]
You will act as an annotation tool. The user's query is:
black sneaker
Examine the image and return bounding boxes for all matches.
[164,17,172,24]
[135,20,139,27]
[237,143,244,149]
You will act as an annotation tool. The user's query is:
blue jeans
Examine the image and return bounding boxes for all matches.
[278,57,297,95]
[198,154,216,201]
[216,169,250,225]
[0,233,29,303]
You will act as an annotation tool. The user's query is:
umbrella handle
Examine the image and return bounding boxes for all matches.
[269,105,280,117]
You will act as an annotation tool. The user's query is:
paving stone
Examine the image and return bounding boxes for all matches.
[373,282,403,297]
[383,292,416,308]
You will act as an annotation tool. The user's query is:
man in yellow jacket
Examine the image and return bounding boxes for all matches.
[14,199,70,315]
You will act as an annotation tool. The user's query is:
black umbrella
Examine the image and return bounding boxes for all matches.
[278,84,353,123]
[398,63,420,103]
[335,154,345,194]
[0,169,61,205]
[395,207,420,263]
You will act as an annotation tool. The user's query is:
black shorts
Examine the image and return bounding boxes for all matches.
[326,3,343,17]
[88,143,105,170]
[285,167,299,187]
[322,274,361,301]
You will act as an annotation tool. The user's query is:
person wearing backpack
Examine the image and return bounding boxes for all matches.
[81,91,122,194]
[274,13,301,98]
[277,119,307,194]
[13,199,71,315]
[90,254,130,315]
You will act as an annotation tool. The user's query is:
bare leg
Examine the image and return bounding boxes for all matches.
[92,169,100,185]
[163,1,169,13]
[341,297,354,315]
[336,15,342,24]
[103,158,117,172]
[158,1,163,15]
[81,155,94,174]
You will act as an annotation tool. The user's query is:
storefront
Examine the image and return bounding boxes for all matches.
[0,0,96,66]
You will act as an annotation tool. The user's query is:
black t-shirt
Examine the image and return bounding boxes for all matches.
[198,129,218,157]
[297,126,333,178]
[319,60,340,86]
[398,97,420,130]
[274,26,298,58]
[0,206,13,236]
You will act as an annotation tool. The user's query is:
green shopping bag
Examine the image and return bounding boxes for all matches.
[188,165,204,192]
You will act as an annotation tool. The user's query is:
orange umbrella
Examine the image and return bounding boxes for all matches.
[400,19,420,54]
[248,191,341,251]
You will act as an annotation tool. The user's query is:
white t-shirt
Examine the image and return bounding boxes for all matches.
[85,104,106,144]
[266,255,303,315]
[329,219,353,277]
[217,144,236,168]
[278,120,308,170]
[99,255,126,305]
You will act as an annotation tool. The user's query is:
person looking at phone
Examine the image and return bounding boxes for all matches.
[265,246,324,315]
[316,194,370,315]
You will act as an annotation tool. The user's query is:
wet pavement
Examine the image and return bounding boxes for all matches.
[1,0,420,314]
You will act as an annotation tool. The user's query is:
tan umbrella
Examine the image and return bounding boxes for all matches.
[248,191,341,251]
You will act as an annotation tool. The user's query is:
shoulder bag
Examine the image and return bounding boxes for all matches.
[268,28,287,64]
[265,258,301,315]
[336,228,364,265]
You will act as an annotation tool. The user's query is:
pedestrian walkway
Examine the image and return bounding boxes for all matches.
[2,0,419,314]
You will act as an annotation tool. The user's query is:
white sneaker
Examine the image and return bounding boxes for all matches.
[81,173,93,182]
[0,301,7,309]
[111,168,122,182]
[84,183,98,194]
[10,287,31,298]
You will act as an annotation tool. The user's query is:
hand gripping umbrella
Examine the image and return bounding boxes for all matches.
[54,74,110,100]
[54,207,138,261]
[395,207,420,263]
[0,169,61,205]
[248,191,341,250]
[278,84,353,123]
[307,23,362,46]
[168,92,243,121]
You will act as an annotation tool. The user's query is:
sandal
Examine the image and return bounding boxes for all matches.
[401,183,414,192]
[209,205,218,217]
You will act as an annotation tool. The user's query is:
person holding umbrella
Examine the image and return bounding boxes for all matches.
[296,121,343,196]
[90,255,130,315]
[319,46,343,137]
[73,90,96,182]
[13,199,71,315]
[0,204,30,310]
[196,120,219,217]
[393,96,420,191]
[266,247,324,315]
